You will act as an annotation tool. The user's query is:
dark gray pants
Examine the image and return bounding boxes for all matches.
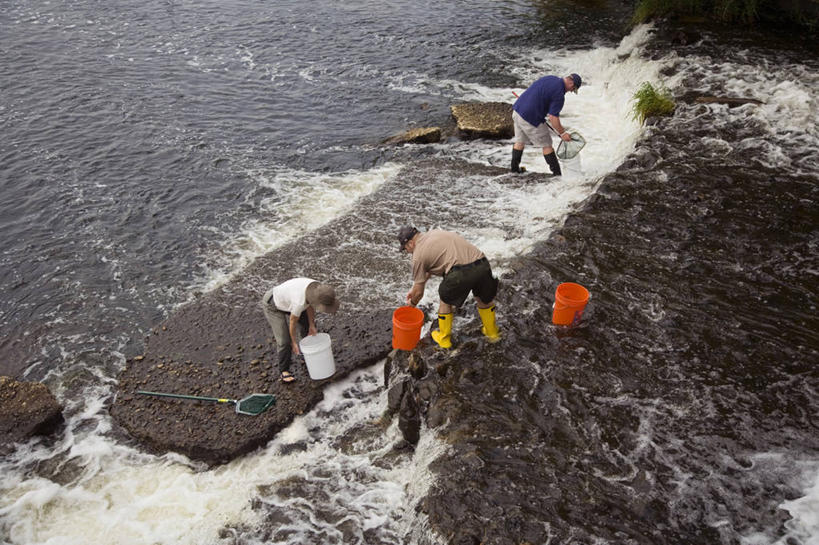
[261,297,308,373]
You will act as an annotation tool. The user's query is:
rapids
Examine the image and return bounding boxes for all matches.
[1,1,817,544]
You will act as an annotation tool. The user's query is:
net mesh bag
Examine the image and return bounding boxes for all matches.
[556,132,586,160]
[235,394,276,415]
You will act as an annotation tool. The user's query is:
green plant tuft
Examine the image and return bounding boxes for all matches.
[631,82,676,125]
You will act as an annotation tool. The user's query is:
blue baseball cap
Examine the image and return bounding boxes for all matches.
[570,73,582,93]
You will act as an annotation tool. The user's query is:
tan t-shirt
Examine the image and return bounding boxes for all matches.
[411,230,484,283]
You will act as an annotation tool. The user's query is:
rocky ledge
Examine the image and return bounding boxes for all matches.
[111,158,513,466]
[681,94,765,107]
[382,126,443,145]
[112,298,393,464]
[0,376,63,450]
[376,128,818,544]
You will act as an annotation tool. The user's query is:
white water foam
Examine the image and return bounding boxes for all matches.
[736,456,819,545]
[179,25,671,310]
[0,362,446,545]
[645,35,819,541]
[777,466,819,545]
[193,163,402,294]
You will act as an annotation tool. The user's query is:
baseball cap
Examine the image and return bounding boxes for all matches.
[570,73,582,93]
[397,226,418,251]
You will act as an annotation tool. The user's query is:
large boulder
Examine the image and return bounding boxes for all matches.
[0,376,63,449]
[450,102,514,139]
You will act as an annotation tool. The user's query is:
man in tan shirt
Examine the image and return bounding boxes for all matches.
[398,226,500,348]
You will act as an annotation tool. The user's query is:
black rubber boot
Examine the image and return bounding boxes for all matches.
[544,151,561,176]
[511,148,525,173]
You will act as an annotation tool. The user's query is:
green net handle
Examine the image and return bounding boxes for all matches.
[137,390,233,403]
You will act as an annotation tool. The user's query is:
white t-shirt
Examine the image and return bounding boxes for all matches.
[271,277,315,316]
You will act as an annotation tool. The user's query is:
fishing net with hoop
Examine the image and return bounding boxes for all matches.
[235,394,276,415]
[556,132,586,160]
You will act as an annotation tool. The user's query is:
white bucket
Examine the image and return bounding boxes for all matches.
[299,333,336,380]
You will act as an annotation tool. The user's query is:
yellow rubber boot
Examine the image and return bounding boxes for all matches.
[478,306,501,342]
[430,313,453,349]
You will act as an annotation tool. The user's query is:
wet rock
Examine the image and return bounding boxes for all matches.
[277,441,308,456]
[691,95,764,107]
[417,378,438,403]
[452,534,480,545]
[385,351,423,445]
[387,377,410,414]
[0,376,63,449]
[450,102,514,139]
[383,348,400,389]
[111,300,393,464]
[388,438,413,452]
[398,386,420,445]
[407,352,426,379]
[670,29,701,45]
[426,397,453,429]
[382,127,442,145]
[365,127,818,545]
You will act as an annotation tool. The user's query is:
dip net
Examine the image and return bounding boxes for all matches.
[556,132,586,160]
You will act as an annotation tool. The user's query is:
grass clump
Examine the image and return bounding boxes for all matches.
[631,82,676,125]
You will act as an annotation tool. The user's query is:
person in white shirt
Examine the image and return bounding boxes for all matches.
[261,278,340,383]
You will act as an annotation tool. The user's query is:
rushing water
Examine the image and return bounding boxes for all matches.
[1,0,817,544]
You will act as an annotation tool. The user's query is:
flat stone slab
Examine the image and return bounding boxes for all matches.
[382,127,442,145]
[0,376,63,450]
[112,308,392,464]
[450,102,513,139]
[110,231,398,464]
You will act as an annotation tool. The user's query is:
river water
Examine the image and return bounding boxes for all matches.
[1,1,817,544]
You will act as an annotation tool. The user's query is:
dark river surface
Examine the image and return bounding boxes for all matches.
[1,0,817,544]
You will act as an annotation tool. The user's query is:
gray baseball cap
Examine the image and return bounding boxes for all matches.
[397,226,418,251]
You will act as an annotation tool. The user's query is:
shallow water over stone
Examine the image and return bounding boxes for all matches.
[400,137,818,544]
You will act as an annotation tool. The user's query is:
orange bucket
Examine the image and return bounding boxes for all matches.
[552,282,590,326]
[392,306,425,350]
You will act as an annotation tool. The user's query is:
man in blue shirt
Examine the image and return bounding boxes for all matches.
[511,73,581,176]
